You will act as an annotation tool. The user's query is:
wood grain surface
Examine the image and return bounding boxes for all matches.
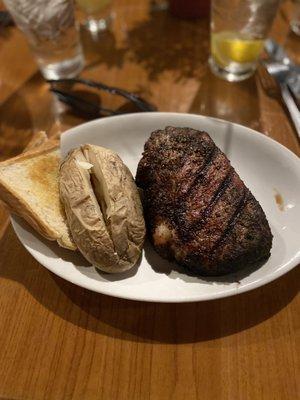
[0,1,299,399]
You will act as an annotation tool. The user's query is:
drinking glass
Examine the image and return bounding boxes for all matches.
[3,0,84,80]
[210,0,281,82]
[76,0,113,33]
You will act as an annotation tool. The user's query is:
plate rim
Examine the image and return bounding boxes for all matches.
[11,112,300,302]
[61,112,300,165]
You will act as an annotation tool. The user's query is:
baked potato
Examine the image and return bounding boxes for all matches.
[59,144,145,273]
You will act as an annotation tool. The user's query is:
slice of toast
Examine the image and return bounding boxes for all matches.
[0,139,76,250]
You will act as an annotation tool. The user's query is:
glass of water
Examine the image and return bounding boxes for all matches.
[210,0,281,82]
[3,0,85,80]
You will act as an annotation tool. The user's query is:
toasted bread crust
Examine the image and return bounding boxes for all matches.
[0,143,76,250]
[0,141,59,167]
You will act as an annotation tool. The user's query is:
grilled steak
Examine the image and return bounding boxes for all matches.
[136,126,272,276]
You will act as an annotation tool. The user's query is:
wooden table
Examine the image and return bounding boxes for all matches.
[0,1,299,399]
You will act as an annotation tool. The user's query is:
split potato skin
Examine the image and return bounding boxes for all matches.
[59,145,145,273]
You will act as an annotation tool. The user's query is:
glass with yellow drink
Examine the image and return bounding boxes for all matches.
[210,0,280,81]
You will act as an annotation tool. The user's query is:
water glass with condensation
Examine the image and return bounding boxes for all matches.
[210,0,281,82]
[3,0,85,80]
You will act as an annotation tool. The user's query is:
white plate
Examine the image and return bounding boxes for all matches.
[11,113,300,302]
